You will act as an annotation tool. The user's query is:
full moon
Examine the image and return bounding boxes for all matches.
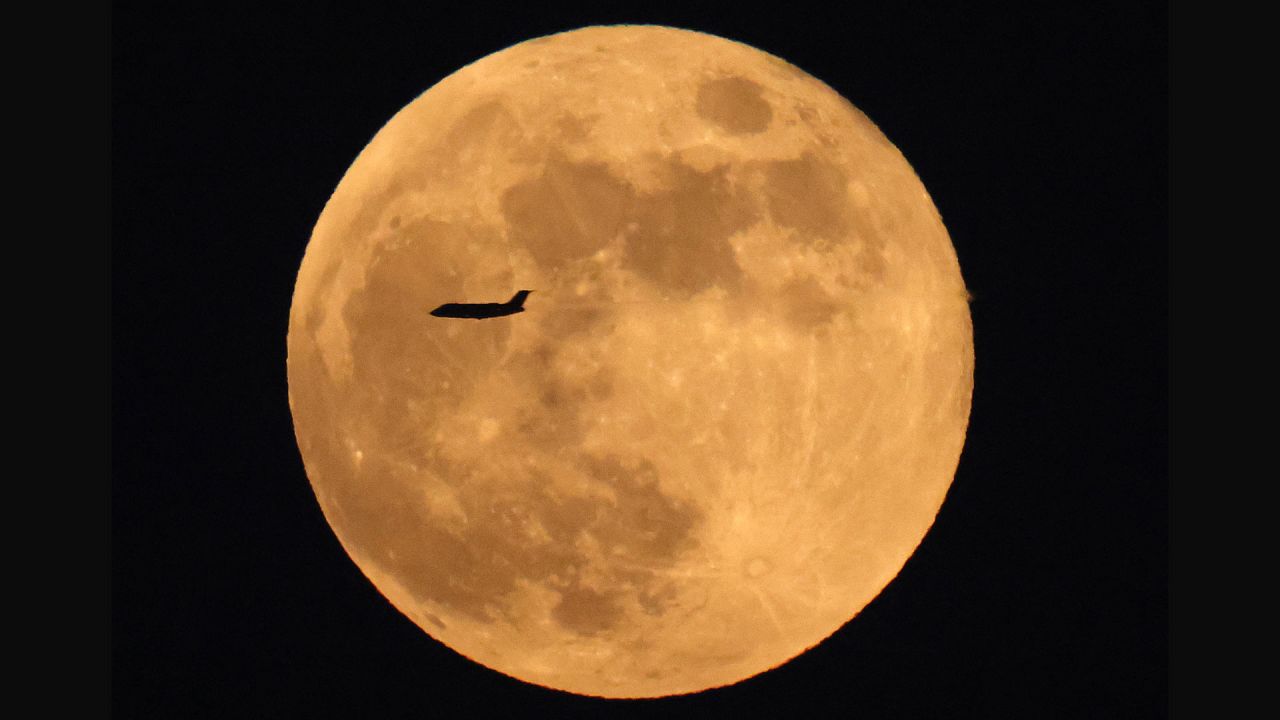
[288,26,972,698]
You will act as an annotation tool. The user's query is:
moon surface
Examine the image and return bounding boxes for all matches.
[287,25,973,698]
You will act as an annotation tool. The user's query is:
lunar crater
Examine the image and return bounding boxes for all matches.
[695,75,773,135]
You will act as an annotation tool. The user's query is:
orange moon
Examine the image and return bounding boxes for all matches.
[287,25,973,698]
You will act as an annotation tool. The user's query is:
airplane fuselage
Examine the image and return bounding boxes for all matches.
[429,303,524,319]
[429,290,532,320]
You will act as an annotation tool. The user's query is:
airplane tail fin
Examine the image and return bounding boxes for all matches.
[507,290,532,308]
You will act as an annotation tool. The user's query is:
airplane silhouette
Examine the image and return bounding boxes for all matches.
[429,290,533,319]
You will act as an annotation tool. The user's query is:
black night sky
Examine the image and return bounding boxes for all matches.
[114,3,1167,717]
